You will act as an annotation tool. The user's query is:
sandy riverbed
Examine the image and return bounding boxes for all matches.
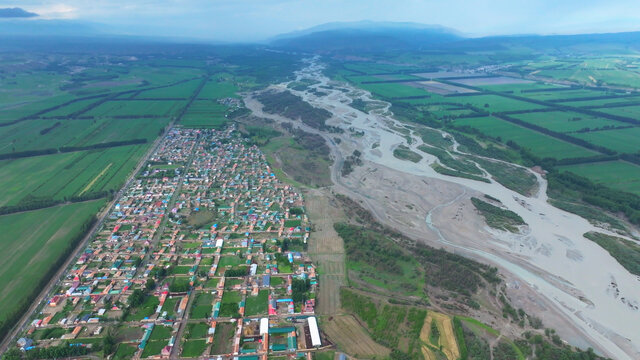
[245,58,640,359]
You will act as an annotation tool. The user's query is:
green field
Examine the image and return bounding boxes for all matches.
[512,111,619,133]
[0,200,105,323]
[358,82,430,98]
[84,99,186,118]
[447,94,547,112]
[0,144,147,206]
[135,78,202,98]
[244,290,268,316]
[558,161,640,195]
[0,117,169,154]
[595,105,640,119]
[572,127,640,154]
[452,116,596,159]
[180,100,229,128]
[198,77,239,99]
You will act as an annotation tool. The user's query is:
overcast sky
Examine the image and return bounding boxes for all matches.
[3,0,640,42]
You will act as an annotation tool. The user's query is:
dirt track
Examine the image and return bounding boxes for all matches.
[304,188,346,316]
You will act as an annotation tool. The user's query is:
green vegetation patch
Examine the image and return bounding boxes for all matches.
[335,223,424,296]
[245,289,269,316]
[431,163,490,183]
[182,339,207,357]
[393,145,423,163]
[0,200,104,328]
[185,322,210,339]
[341,288,426,356]
[471,197,526,232]
[584,232,640,276]
[418,144,483,175]
[558,161,640,196]
[471,157,539,196]
[190,292,215,319]
[452,116,596,159]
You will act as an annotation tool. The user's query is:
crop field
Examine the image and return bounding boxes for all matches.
[446,94,547,112]
[558,97,640,108]
[558,161,640,195]
[413,72,484,79]
[322,315,390,357]
[572,127,640,154]
[83,99,187,118]
[451,76,533,86]
[452,116,596,159]
[358,82,431,98]
[534,68,640,88]
[40,98,105,118]
[0,94,79,124]
[181,100,229,128]
[516,89,606,101]
[0,199,105,323]
[410,81,477,95]
[478,83,563,93]
[134,78,202,98]
[198,77,239,99]
[343,62,415,74]
[512,111,619,133]
[420,312,460,360]
[0,144,147,206]
[0,117,168,154]
[594,105,640,119]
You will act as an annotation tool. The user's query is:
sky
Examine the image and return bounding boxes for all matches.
[2,0,640,42]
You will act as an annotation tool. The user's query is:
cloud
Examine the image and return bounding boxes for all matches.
[31,4,77,19]
[0,7,38,18]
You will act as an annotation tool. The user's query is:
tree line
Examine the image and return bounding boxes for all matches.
[0,138,147,161]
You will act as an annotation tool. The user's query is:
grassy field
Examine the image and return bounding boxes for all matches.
[198,77,239,99]
[558,161,640,195]
[84,99,186,118]
[135,78,202,98]
[447,94,547,112]
[359,82,431,98]
[0,144,147,206]
[452,116,597,159]
[572,127,640,154]
[0,117,168,155]
[180,100,229,128]
[595,105,640,119]
[0,200,105,323]
[512,111,619,133]
[245,290,268,316]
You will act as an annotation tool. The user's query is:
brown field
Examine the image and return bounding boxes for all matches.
[305,189,346,315]
[322,315,390,358]
[420,312,460,360]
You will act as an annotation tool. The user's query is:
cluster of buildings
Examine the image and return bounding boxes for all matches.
[15,126,327,359]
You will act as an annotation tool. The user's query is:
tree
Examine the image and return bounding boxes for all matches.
[145,279,156,292]
[102,327,117,356]
[128,289,145,308]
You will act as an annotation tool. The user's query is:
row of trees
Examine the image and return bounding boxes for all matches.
[0,190,112,216]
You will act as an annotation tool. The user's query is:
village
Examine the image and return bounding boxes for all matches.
[13,126,327,359]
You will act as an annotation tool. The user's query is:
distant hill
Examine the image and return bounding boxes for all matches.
[271,21,640,55]
[0,7,38,18]
[270,21,463,53]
